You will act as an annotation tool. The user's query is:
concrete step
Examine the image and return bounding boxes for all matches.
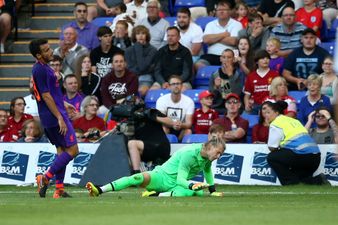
[0,77,30,87]
[8,40,59,53]
[33,2,96,13]
[0,64,33,77]
[15,29,61,39]
[0,87,30,104]
[30,16,74,29]
[43,0,94,3]
[0,53,35,63]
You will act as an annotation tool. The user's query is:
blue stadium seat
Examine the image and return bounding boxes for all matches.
[144,89,170,108]
[195,16,215,31]
[182,134,208,143]
[183,89,204,109]
[164,16,177,26]
[319,41,335,56]
[166,134,179,143]
[241,113,259,143]
[170,0,206,16]
[194,66,219,88]
[288,91,306,106]
[91,17,114,27]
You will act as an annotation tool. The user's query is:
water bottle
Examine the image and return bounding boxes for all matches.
[231,123,237,131]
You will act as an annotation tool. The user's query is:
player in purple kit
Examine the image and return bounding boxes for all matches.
[29,39,79,198]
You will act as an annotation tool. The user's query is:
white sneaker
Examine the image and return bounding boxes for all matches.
[0,44,4,54]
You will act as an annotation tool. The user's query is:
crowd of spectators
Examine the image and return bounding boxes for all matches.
[1,0,338,146]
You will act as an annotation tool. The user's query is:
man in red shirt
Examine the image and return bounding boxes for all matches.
[212,93,249,143]
[192,90,219,134]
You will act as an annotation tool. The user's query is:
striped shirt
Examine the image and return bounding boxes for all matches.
[271,22,307,50]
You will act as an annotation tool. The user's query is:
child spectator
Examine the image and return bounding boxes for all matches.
[244,50,279,114]
[192,90,219,134]
[108,2,134,36]
[295,0,323,37]
[17,119,49,143]
[266,37,284,75]
[112,20,132,50]
[235,2,249,28]
[236,37,255,76]
[50,55,65,89]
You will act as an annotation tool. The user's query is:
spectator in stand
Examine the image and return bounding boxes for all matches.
[54,27,89,75]
[90,26,124,78]
[270,7,306,57]
[156,75,194,141]
[63,74,85,120]
[17,119,49,143]
[266,37,284,75]
[320,56,338,105]
[213,93,249,143]
[195,0,242,70]
[60,2,99,51]
[257,0,295,26]
[100,53,138,110]
[50,55,65,88]
[87,0,123,21]
[236,36,255,76]
[126,0,147,22]
[108,3,134,37]
[244,50,279,114]
[112,20,132,50]
[192,90,219,134]
[24,77,39,120]
[237,13,270,52]
[235,1,249,28]
[298,74,332,127]
[264,77,297,118]
[209,49,243,114]
[75,128,87,143]
[295,0,322,38]
[152,26,193,91]
[0,108,15,142]
[252,101,270,143]
[135,0,169,49]
[75,55,101,101]
[125,25,157,98]
[283,28,330,91]
[175,7,203,62]
[7,97,33,141]
[305,107,338,144]
[317,0,338,29]
[73,95,106,142]
[0,0,14,53]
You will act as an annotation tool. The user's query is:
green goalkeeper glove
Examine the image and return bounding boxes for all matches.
[210,192,224,197]
[189,182,209,191]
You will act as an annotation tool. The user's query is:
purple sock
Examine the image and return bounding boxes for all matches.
[55,167,66,190]
[46,152,73,180]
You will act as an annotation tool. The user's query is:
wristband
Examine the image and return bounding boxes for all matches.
[188,183,194,190]
[208,185,216,193]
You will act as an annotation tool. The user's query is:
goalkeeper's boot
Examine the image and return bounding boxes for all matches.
[86,182,100,197]
[53,189,72,199]
[142,190,159,197]
[36,174,49,198]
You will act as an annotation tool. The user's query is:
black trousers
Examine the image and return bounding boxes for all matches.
[267,149,322,185]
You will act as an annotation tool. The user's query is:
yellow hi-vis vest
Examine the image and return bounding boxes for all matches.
[271,115,320,154]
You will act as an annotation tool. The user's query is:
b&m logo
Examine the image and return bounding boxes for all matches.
[71,152,92,179]
[0,151,29,181]
[215,153,243,182]
[324,152,338,181]
[36,151,56,176]
[250,152,277,183]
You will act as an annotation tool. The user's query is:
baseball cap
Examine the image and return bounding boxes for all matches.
[198,90,214,100]
[224,93,240,101]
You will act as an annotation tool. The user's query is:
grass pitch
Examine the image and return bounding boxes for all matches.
[0,185,337,225]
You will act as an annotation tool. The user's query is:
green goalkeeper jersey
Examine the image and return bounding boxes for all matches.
[154,144,214,189]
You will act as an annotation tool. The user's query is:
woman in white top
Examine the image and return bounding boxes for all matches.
[320,56,338,104]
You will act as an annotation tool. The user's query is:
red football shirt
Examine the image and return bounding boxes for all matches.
[193,108,219,134]
[73,115,106,133]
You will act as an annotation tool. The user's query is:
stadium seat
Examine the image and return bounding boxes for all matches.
[92,17,114,27]
[195,16,215,30]
[182,134,208,143]
[164,16,177,26]
[183,89,205,109]
[144,89,170,108]
[319,41,335,56]
[320,20,329,42]
[288,91,306,106]
[170,0,206,16]
[166,134,179,143]
[241,113,259,143]
[194,66,219,88]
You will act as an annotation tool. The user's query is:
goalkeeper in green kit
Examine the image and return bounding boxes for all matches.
[86,133,226,197]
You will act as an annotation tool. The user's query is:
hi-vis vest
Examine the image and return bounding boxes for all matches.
[271,115,320,154]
